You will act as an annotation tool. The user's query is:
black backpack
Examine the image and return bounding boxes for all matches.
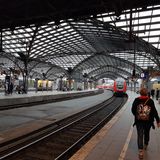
[136,98,151,121]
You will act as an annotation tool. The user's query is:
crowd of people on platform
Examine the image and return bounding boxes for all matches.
[4,82,13,95]
[5,82,26,95]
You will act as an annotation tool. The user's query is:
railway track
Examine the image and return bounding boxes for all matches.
[0,96,127,160]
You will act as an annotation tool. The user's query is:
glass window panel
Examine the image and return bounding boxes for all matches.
[149,24,160,29]
[152,17,160,22]
[148,37,159,42]
[139,10,152,16]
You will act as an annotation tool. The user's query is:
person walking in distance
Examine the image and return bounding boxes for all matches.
[156,88,159,100]
[132,88,160,159]
[150,89,155,99]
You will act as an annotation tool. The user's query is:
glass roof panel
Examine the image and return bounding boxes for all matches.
[96,5,160,70]
[0,5,159,80]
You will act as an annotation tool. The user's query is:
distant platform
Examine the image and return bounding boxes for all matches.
[0,89,103,108]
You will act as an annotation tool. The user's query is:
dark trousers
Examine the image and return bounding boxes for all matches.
[156,95,159,100]
[136,122,152,149]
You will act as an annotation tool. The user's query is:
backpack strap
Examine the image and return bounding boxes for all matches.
[144,98,150,105]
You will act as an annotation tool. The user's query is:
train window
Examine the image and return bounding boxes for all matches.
[117,82,124,89]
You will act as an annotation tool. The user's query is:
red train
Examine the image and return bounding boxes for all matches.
[96,83,113,90]
[113,78,127,96]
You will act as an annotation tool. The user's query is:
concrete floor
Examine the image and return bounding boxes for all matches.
[70,91,160,160]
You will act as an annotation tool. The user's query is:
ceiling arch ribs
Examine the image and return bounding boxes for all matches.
[67,19,144,77]
[1,46,67,79]
[29,60,67,78]
[31,65,66,80]
[0,51,24,71]
[0,56,16,71]
[30,23,78,59]
[94,71,126,81]
[87,65,131,78]
[97,5,160,68]
[67,21,97,53]
[27,25,39,56]
[134,35,160,67]
[45,65,68,78]
[31,71,43,79]
[70,19,129,53]
[1,3,160,79]
[95,74,117,81]
[30,21,94,69]
[70,19,159,72]
[74,53,142,76]
[47,71,65,79]
[3,49,65,78]
[2,26,36,57]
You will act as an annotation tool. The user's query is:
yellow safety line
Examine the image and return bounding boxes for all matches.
[118,125,134,160]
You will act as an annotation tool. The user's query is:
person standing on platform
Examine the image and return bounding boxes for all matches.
[9,82,13,94]
[132,88,160,159]
[150,89,155,98]
[156,88,159,100]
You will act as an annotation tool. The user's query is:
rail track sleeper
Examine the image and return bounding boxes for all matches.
[56,135,80,142]
[68,128,89,134]
[73,126,92,131]
[25,152,51,160]
[64,131,85,138]
[78,123,97,127]
[46,142,70,149]
[26,145,58,157]
[71,126,91,131]
[28,146,53,154]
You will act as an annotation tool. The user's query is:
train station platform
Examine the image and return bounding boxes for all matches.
[1,90,159,160]
[0,89,102,109]
[0,90,113,145]
[69,90,160,160]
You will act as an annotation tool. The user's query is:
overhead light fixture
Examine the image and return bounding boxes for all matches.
[151,78,157,82]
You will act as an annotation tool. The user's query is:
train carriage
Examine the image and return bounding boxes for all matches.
[113,78,127,97]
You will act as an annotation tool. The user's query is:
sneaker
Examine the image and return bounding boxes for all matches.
[144,144,148,150]
[139,149,144,159]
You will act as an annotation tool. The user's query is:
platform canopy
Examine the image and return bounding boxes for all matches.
[0,0,160,81]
